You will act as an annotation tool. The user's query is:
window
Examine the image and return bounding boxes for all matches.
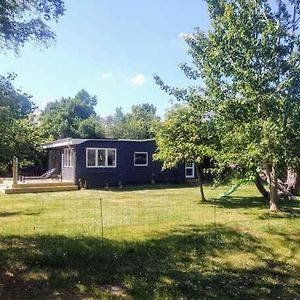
[63,148,74,167]
[185,162,195,178]
[134,152,148,166]
[86,148,117,168]
[87,149,96,167]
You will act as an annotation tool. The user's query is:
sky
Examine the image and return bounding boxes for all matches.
[0,0,210,117]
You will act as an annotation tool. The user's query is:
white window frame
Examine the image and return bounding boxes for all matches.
[134,152,148,167]
[63,148,74,167]
[185,162,195,178]
[86,148,117,168]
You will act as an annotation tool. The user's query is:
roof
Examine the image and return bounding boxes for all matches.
[42,137,155,149]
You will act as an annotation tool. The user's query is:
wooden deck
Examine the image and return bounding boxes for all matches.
[1,178,78,194]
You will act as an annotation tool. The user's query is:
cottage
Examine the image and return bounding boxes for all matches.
[42,138,195,188]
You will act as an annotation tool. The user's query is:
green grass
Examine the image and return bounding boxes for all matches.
[0,184,299,299]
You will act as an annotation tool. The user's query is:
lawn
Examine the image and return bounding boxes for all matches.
[0,184,299,299]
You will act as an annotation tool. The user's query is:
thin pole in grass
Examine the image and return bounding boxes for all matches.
[214,197,217,243]
[100,198,104,246]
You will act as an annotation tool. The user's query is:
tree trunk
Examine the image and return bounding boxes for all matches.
[195,163,207,202]
[268,163,280,212]
[255,174,270,201]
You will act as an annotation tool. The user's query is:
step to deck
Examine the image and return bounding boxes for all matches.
[11,181,75,188]
[4,185,78,194]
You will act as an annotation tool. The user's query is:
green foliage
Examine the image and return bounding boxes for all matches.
[77,116,105,139]
[106,103,160,139]
[0,0,64,169]
[0,0,65,53]
[0,74,34,118]
[154,103,218,169]
[40,89,100,139]
[156,1,300,207]
[0,75,43,169]
[182,0,300,173]
[0,108,44,169]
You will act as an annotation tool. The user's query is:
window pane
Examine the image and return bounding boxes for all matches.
[70,150,73,166]
[185,168,193,177]
[135,153,147,165]
[68,149,73,167]
[64,149,72,167]
[186,161,194,168]
[97,149,106,166]
[64,149,68,167]
[87,149,96,166]
[107,149,116,166]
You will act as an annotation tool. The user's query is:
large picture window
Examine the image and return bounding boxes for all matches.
[63,148,74,167]
[86,148,116,168]
[185,162,195,178]
[134,152,148,166]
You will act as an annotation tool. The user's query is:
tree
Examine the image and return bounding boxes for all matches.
[40,89,99,139]
[0,74,35,117]
[105,107,127,138]
[156,0,300,211]
[0,74,43,170]
[0,0,65,170]
[154,103,218,201]
[77,116,105,139]
[0,0,65,53]
[106,103,160,139]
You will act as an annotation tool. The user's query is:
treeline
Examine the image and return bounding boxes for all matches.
[41,89,160,140]
[0,78,160,171]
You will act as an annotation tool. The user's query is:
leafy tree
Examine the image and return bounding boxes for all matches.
[106,103,160,139]
[156,0,300,211]
[77,116,105,139]
[40,89,99,139]
[0,0,65,53]
[0,0,64,170]
[154,103,218,201]
[105,107,127,138]
[0,74,34,117]
[0,107,44,170]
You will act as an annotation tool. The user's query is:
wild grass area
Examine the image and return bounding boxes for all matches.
[0,184,299,299]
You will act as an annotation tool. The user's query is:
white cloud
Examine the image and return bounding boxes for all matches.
[101,72,113,79]
[132,74,146,86]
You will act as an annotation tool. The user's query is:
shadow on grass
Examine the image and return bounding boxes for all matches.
[0,225,299,299]
[214,196,269,209]
[214,196,300,218]
[0,210,43,218]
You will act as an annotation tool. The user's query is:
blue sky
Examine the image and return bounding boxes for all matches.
[0,0,210,117]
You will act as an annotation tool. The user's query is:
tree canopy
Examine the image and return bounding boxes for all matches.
[155,0,300,211]
[0,75,43,169]
[0,0,65,53]
[40,89,104,139]
[154,102,218,201]
[106,103,160,139]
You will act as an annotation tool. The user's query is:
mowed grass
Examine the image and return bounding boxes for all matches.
[0,184,299,299]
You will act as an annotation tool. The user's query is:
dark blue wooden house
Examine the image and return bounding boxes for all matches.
[42,138,196,188]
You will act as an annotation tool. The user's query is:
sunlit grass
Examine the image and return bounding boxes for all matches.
[0,184,299,299]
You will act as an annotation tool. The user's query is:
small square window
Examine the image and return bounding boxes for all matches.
[185,162,195,178]
[134,152,148,166]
